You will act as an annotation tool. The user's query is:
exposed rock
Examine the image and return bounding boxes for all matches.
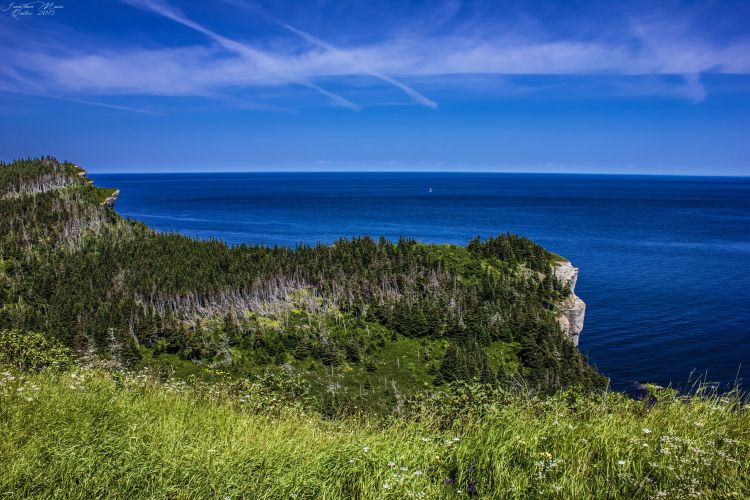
[553,260,585,346]
[554,260,579,290]
[102,189,120,208]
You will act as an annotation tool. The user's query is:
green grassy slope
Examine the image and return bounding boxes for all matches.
[0,365,747,499]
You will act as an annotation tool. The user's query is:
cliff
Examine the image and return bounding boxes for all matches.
[554,260,586,346]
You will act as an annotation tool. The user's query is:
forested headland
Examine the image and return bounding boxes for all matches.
[1,158,748,498]
[0,157,605,406]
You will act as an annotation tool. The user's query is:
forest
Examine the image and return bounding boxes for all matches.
[0,157,604,409]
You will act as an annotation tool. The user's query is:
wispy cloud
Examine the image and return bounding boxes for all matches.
[1,0,748,111]
[120,0,361,110]
[280,22,437,109]
[0,86,166,115]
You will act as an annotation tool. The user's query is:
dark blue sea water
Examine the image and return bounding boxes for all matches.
[91,172,750,389]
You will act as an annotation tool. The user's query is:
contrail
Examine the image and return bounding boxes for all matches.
[281,22,438,109]
[0,86,165,115]
[121,0,361,110]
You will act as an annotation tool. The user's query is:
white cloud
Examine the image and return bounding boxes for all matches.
[1,0,748,111]
[280,22,437,109]
[120,0,361,110]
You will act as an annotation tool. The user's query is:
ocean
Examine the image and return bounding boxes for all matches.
[91,172,750,389]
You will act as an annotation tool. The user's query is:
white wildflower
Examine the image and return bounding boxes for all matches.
[642,428,652,434]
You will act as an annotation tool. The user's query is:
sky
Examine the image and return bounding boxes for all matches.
[1,0,749,175]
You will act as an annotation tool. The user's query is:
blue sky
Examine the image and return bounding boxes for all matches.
[1,0,749,174]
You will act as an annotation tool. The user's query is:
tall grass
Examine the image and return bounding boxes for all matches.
[1,367,748,499]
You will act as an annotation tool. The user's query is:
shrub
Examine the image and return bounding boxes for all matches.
[0,329,72,371]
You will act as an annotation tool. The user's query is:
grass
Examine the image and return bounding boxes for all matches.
[1,366,748,498]
[91,186,117,205]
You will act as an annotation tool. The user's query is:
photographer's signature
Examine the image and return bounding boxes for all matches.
[1,1,63,19]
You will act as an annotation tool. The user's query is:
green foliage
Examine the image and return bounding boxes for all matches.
[92,186,117,205]
[2,157,746,497]
[0,367,748,498]
[468,233,556,272]
[0,157,605,400]
[0,329,71,371]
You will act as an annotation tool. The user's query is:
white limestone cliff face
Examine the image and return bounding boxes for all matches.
[553,260,585,346]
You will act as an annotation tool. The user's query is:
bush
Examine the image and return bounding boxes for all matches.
[0,329,72,371]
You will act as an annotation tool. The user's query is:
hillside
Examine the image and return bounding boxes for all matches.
[1,158,748,498]
[1,359,748,498]
[0,157,604,408]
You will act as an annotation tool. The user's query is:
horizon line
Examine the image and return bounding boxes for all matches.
[87,169,750,178]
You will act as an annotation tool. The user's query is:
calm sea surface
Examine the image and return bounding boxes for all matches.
[91,172,750,389]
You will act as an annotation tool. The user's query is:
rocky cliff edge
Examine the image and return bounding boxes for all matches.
[553,261,586,346]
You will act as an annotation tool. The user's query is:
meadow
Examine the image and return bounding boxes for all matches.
[1,360,748,499]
